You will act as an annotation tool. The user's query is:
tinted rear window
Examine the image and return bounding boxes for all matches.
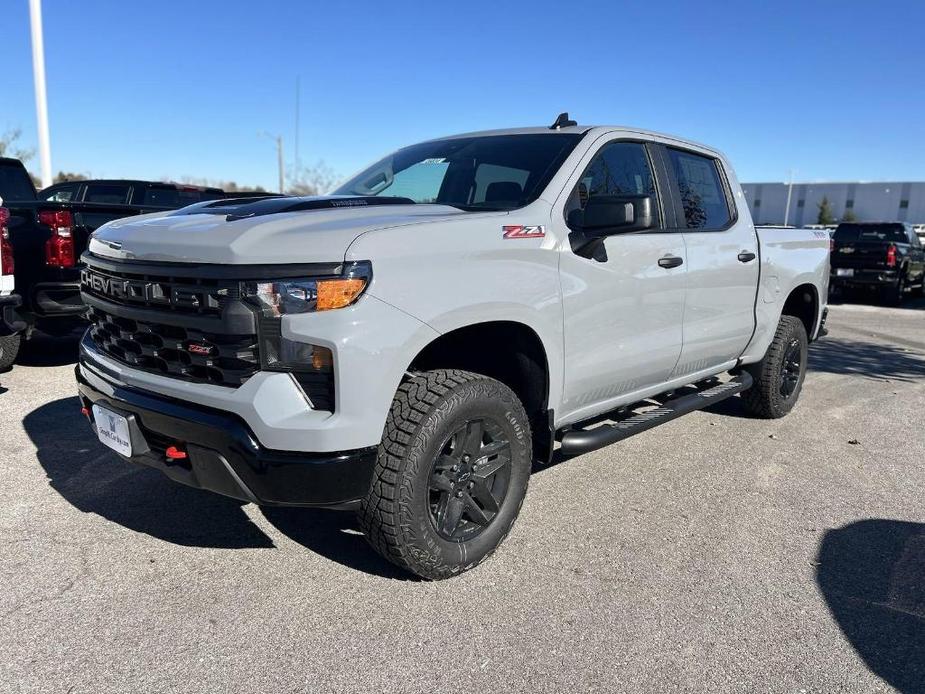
[143,187,221,208]
[0,164,37,201]
[834,223,907,244]
[84,183,130,204]
[666,148,732,230]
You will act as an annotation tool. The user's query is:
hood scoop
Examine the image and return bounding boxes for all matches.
[169,195,417,222]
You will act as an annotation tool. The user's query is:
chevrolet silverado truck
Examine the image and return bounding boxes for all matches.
[75,116,829,579]
[0,157,228,356]
[830,221,925,304]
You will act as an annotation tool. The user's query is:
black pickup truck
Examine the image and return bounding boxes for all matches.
[0,157,226,365]
[830,222,925,304]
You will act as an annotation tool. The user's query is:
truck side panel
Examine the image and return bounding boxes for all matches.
[739,227,830,365]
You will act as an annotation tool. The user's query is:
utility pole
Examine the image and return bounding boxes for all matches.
[276,134,284,194]
[260,131,285,193]
[294,77,300,168]
[783,169,795,227]
[29,0,53,188]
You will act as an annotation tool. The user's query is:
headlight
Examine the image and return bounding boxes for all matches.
[246,260,372,315]
[242,261,371,411]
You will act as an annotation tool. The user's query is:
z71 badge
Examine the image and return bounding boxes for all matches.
[502,225,546,239]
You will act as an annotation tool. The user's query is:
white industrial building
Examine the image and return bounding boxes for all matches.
[741,181,925,226]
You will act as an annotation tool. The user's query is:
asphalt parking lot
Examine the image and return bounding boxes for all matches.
[1,298,923,694]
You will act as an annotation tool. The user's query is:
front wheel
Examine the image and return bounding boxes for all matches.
[0,333,21,371]
[741,315,808,419]
[359,369,532,580]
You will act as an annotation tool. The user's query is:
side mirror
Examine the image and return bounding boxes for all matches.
[568,194,656,236]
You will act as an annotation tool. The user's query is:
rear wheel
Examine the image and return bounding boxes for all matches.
[359,369,531,580]
[0,333,21,371]
[881,275,906,306]
[742,315,808,419]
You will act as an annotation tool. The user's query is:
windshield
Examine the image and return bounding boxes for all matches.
[333,133,582,211]
[834,223,907,244]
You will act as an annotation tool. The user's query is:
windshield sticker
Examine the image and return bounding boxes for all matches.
[503,225,546,239]
[421,158,447,165]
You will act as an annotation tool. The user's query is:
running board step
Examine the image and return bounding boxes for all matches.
[558,373,753,457]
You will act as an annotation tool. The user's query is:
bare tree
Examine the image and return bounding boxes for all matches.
[286,160,340,196]
[54,171,89,183]
[0,128,34,162]
[178,176,267,193]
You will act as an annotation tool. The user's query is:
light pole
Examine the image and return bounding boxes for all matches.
[783,169,795,227]
[29,0,53,188]
[259,131,285,193]
[276,134,284,194]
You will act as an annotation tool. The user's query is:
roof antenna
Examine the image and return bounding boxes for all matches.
[550,112,577,130]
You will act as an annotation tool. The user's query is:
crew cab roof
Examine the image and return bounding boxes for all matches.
[425,124,723,158]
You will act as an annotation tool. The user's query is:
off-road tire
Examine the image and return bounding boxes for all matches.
[0,333,21,371]
[881,274,906,306]
[741,315,808,419]
[359,369,531,580]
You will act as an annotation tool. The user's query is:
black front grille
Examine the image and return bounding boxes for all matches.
[80,266,241,315]
[87,307,259,387]
[81,256,337,410]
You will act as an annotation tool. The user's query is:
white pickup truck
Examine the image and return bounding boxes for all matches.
[75,115,829,579]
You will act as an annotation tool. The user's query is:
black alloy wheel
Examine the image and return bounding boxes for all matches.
[779,338,803,398]
[428,418,512,542]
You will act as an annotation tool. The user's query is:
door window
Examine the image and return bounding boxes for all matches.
[666,149,732,230]
[41,183,80,202]
[84,183,131,204]
[569,141,659,225]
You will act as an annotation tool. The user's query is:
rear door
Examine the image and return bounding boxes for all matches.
[660,146,759,376]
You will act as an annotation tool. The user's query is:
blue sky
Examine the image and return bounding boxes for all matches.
[3,1,923,190]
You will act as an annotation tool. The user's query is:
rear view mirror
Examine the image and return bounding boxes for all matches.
[568,194,656,236]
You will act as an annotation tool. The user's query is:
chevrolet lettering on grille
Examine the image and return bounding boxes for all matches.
[81,269,216,310]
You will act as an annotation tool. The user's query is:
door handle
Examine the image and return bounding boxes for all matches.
[737,251,757,263]
[658,255,684,269]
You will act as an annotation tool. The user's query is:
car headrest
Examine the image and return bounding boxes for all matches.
[485,181,523,203]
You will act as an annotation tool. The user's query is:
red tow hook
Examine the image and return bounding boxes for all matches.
[165,446,188,461]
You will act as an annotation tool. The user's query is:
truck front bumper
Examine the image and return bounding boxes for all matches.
[30,280,86,317]
[76,364,377,508]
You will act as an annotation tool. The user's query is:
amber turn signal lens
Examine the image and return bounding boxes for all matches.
[316,278,367,311]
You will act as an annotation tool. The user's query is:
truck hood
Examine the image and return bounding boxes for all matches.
[88,196,468,265]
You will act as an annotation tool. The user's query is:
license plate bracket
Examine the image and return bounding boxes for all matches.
[92,404,139,457]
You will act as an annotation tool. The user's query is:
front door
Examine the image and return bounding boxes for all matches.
[558,139,687,423]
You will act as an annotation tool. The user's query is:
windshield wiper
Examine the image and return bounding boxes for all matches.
[443,204,509,212]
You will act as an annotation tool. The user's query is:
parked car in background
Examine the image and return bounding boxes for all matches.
[915,224,925,247]
[0,157,246,363]
[40,179,225,207]
[76,118,829,579]
[0,200,25,370]
[830,222,925,304]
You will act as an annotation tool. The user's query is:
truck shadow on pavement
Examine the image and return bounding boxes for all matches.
[25,396,413,577]
[808,337,925,383]
[25,397,274,550]
[817,519,925,694]
[15,331,82,367]
[260,508,415,580]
